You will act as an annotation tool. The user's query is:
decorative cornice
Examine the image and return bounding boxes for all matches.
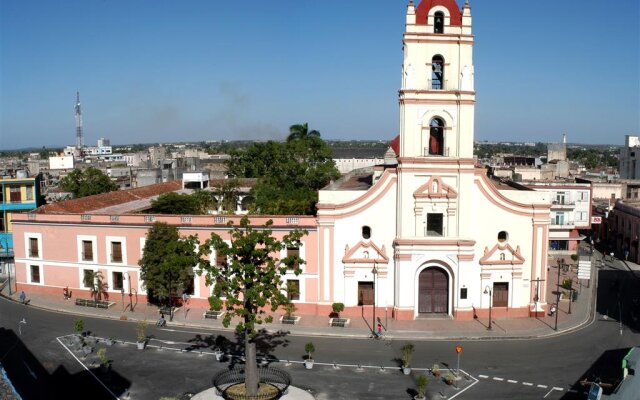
[479,242,525,265]
[342,241,389,264]
[413,176,458,199]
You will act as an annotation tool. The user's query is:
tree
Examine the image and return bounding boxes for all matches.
[139,222,199,317]
[286,122,320,142]
[192,189,217,214]
[226,123,340,215]
[149,192,201,214]
[211,179,241,214]
[83,270,108,301]
[58,167,118,198]
[198,216,306,396]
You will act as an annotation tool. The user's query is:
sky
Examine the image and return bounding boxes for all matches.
[1,0,639,150]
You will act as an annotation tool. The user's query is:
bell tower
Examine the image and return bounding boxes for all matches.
[396,0,475,239]
[399,0,474,159]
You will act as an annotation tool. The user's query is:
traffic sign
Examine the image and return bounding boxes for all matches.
[455,345,462,354]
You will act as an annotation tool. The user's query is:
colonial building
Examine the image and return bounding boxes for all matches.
[11,0,553,321]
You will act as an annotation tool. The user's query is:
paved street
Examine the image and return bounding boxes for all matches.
[1,251,639,399]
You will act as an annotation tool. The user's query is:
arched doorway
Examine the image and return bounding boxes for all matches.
[418,267,449,314]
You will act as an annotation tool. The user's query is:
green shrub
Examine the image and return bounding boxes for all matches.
[305,342,315,359]
[74,319,84,334]
[401,343,414,367]
[416,375,429,397]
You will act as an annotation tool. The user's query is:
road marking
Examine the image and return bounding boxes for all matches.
[522,382,533,386]
[478,374,489,379]
[56,336,119,400]
[507,379,518,384]
[449,370,479,400]
[544,387,564,398]
[492,377,504,381]
[537,384,548,389]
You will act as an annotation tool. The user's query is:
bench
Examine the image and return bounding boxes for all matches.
[328,318,350,327]
[74,298,113,309]
[158,306,179,315]
[280,315,300,325]
[204,310,225,320]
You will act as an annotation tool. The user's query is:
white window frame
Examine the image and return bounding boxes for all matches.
[109,269,125,292]
[280,240,306,271]
[79,267,98,289]
[27,263,43,285]
[284,277,304,303]
[77,235,98,263]
[24,232,43,260]
[106,236,127,265]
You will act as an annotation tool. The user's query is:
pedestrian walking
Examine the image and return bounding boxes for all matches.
[19,290,26,304]
[549,304,557,316]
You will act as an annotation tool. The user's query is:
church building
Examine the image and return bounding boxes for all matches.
[11,0,552,322]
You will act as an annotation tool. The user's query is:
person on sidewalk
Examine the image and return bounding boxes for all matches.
[19,290,26,304]
[157,312,166,327]
[549,304,557,317]
[63,286,70,300]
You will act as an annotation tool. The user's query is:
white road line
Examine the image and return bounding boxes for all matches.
[523,382,533,386]
[478,374,489,379]
[449,370,479,400]
[544,387,564,398]
[537,384,548,389]
[507,379,518,384]
[492,377,504,381]
[56,336,120,400]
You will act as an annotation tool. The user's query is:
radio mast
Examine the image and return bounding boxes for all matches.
[75,91,84,148]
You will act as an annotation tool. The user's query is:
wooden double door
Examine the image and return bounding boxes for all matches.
[418,267,449,314]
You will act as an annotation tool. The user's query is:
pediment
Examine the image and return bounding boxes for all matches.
[343,241,389,264]
[479,242,525,265]
[414,176,458,199]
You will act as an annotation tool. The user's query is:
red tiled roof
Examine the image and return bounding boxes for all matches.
[36,181,182,214]
[416,0,462,26]
[390,135,400,156]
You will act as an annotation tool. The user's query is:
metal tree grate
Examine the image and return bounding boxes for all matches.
[212,366,291,400]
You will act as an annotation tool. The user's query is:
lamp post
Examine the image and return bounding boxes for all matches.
[484,285,492,331]
[125,272,133,312]
[372,263,378,336]
[555,259,561,331]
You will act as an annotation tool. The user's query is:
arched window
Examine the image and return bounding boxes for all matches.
[429,118,445,156]
[434,11,444,34]
[431,55,444,89]
[498,231,509,242]
[362,226,371,239]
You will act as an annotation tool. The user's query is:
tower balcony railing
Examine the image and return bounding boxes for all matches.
[426,79,450,91]
[423,147,450,157]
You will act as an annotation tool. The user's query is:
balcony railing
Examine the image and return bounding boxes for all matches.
[426,79,450,91]
[550,219,575,227]
[423,147,450,157]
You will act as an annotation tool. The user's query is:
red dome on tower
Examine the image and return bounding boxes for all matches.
[415,0,462,26]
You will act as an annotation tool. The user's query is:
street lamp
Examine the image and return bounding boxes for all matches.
[484,285,492,331]
[555,259,561,331]
[372,263,378,336]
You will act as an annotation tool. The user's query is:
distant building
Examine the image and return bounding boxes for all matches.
[619,135,640,179]
[1,172,44,250]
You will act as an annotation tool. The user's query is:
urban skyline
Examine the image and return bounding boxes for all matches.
[1,0,638,150]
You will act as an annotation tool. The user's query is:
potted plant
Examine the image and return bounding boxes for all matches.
[431,363,441,377]
[401,343,414,375]
[74,319,84,337]
[97,348,109,373]
[135,320,148,350]
[304,342,315,369]
[282,302,297,324]
[445,371,456,385]
[331,302,344,318]
[415,375,428,400]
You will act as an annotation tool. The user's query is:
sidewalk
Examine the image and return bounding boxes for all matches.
[0,254,600,341]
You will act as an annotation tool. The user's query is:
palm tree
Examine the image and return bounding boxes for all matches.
[286,123,321,142]
[83,270,109,301]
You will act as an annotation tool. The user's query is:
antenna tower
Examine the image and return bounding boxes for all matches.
[75,91,84,148]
